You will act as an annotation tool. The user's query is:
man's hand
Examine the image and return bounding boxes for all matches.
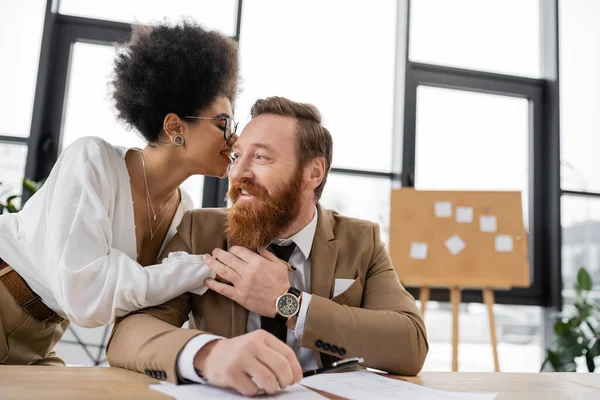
[203,246,291,317]
[194,330,303,396]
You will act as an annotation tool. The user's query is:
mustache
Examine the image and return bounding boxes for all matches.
[227,178,269,202]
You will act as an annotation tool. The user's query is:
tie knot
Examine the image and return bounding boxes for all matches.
[270,242,297,262]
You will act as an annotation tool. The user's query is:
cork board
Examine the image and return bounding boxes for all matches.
[389,189,529,288]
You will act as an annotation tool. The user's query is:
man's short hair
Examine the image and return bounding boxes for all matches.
[250,96,333,201]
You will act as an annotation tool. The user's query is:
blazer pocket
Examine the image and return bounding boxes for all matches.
[330,276,363,307]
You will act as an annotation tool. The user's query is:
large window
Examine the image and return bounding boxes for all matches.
[421,302,542,372]
[236,0,398,234]
[3,0,566,373]
[0,144,28,209]
[0,0,46,136]
[409,0,540,77]
[61,42,204,206]
[560,0,600,318]
[0,0,46,201]
[414,86,530,225]
[58,0,238,35]
[402,0,554,372]
[560,0,600,193]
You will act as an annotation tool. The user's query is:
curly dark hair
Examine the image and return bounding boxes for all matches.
[111,20,239,142]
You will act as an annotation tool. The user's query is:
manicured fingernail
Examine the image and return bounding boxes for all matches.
[202,254,209,262]
[291,265,297,270]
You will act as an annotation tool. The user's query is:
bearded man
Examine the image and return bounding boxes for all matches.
[106,97,428,397]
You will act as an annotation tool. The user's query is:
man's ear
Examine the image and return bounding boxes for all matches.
[304,157,326,191]
[163,113,186,143]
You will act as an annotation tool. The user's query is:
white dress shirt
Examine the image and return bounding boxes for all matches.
[0,137,214,328]
[178,207,319,382]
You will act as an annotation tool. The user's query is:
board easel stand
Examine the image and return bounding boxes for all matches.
[389,189,529,373]
[419,286,502,372]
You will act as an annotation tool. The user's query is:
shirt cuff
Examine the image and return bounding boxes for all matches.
[293,292,312,341]
[177,334,223,383]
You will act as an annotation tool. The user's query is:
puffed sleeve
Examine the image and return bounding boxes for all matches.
[42,138,213,328]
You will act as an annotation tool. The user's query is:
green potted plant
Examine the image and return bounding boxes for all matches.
[0,178,44,214]
[541,267,600,372]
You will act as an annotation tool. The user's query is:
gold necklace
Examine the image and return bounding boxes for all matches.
[139,151,178,240]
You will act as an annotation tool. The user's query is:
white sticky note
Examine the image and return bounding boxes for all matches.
[456,206,473,223]
[495,235,514,252]
[435,201,452,218]
[409,242,428,260]
[445,234,466,255]
[480,215,497,232]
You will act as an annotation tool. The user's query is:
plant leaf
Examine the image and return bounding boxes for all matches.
[590,338,600,358]
[559,361,578,372]
[560,344,584,362]
[547,350,561,371]
[22,177,43,194]
[6,195,19,203]
[554,320,571,336]
[585,352,596,372]
[577,268,593,291]
[22,178,36,194]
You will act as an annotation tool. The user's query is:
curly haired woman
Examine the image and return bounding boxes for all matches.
[0,19,239,365]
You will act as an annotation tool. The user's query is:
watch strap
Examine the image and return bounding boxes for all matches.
[275,312,287,322]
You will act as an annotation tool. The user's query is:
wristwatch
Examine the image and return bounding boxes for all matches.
[275,287,302,322]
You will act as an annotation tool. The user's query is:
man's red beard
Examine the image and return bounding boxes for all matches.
[225,168,304,249]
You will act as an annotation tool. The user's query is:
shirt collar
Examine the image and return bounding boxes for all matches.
[271,206,318,260]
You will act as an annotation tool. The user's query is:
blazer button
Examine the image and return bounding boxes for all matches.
[339,348,347,356]
[331,345,339,353]
[323,343,331,351]
[315,339,323,348]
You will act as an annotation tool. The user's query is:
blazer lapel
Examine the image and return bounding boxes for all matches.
[310,205,339,367]
[310,205,338,300]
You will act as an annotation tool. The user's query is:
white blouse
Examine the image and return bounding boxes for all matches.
[0,137,214,328]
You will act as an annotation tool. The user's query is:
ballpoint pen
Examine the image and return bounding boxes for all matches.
[302,357,365,378]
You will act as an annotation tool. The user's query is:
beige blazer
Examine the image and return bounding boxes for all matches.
[106,205,428,383]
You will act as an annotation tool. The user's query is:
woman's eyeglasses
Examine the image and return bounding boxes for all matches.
[184,116,238,142]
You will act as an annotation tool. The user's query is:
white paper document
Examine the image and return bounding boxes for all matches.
[479,215,497,232]
[456,206,474,223]
[444,234,466,256]
[150,381,324,399]
[409,242,428,259]
[301,371,497,400]
[435,201,453,218]
[495,235,514,252]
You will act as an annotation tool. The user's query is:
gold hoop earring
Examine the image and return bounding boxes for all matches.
[173,135,185,147]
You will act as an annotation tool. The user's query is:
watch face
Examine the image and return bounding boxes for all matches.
[277,294,299,317]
